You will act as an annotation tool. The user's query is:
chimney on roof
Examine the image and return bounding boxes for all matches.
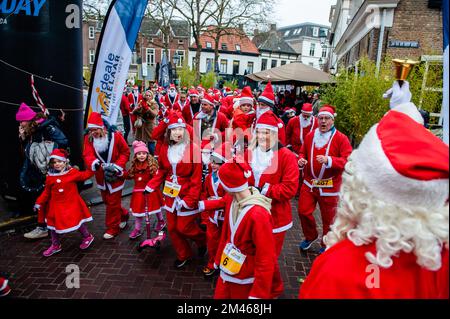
[254,29,259,36]
[270,24,277,32]
[238,24,244,31]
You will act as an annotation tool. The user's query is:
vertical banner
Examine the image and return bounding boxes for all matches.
[84,0,149,126]
[441,0,449,144]
[159,51,170,89]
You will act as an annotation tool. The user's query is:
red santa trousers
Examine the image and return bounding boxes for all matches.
[166,211,206,261]
[214,277,253,299]
[298,185,339,247]
[101,190,129,235]
[206,219,222,269]
[271,231,286,298]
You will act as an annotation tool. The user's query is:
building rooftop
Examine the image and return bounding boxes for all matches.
[278,22,331,40]
[253,30,298,55]
[140,18,190,37]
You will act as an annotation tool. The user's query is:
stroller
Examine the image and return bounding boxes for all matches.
[136,195,167,252]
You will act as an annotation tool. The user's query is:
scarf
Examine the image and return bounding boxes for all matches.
[231,187,272,224]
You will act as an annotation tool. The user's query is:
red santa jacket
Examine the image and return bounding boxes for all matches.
[203,193,276,299]
[286,115,318,155]
[299,239,449,299]
[163,94,181,111]
[36,168,94,233]
[299,128,352,196]
[201,172,226,225]
[145,142,202,216]
[181,101,200,126]
[176,98,190,112]
[83,131,130,193]
[246,146,299,233]
[120,94,131,117]
[193,110,229,149]
[231,109,256,131]
[128,92,143,109]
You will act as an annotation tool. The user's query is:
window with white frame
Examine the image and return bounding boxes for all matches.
[309,43,316,56]
[174,50,185,67]
[220,59,227,73]
[261,58,268,71]
[322,47,327,58]
[235,44,241,51]
[247,61,254,74]
[284,30,290,37]
[88,26,95,39]
[89,50,95,64]
[146,48,155,66]
[206,58,214,72]
[271,59,277,68]
[178,39,184,44]
[206,42,212,49]
[313,27,319,37]
[281,60,287,66]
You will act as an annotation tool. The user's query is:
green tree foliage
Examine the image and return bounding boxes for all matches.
[321,57,443,146]
[223,79,238,90]
[200,71,218,89]
[178,62,197,88]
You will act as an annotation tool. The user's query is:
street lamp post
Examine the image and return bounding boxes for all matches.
[172,53,180,86]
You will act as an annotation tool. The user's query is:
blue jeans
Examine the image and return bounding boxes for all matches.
[147,141,156,156]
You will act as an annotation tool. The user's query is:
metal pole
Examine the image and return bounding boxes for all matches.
[376,9,387,75]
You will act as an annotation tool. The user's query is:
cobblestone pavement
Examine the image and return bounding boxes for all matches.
[0,196,323,299]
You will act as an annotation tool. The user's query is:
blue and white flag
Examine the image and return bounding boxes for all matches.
[84,0,148,126]
[159,51,170,89]
[441,0,449,144]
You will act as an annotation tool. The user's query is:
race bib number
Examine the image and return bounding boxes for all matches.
[312,178,333,188]
[220,243,246,275]
[163,181,181,198]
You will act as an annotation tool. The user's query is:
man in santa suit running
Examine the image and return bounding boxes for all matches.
[297,105,352,253]
[299,85,449,298]
[182,89,201,126]
[83,112,131,239]
[128,85,143,132]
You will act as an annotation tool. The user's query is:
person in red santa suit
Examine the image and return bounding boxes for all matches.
[83,112,131,239]
[297,105,352,253]
[128,85,143,132]
[200,157,277,299]
[255,82,286,145]
[198,142,232,277]
[163,84,181,111]
[36,149,95,256]
[299,100,449,299]
[246,111,299,298]
[144,113,206,268]
[182,89,202,126]
[175,87,189,112]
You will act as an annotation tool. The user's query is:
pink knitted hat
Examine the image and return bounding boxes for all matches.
[133,141,149,154]
[16,103,37,122]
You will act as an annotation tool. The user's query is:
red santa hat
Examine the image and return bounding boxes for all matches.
[239,86,254,106]
[351,109,449,209]
[133,85,139,90]
[49,149,69,162]
[255,111,283,132]
[188,89,199,97]
[318,105,336,118]
[16,102,37,122]
[217,157,253,192]
[211,142,232,164]
[0,277,11,297]
[301,103,313,114]
[225,87,232,94]
[258,82,275,107]
[87,112,104,129]
[167,113,186,130]
[169,84,176,90]
[201,93,216,106]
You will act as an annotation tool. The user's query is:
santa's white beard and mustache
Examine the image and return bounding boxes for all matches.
[250,146,274,186]
[300,115,312,128]
[313,128,333,149]
[93,136,109,153]
[168,142,187,164]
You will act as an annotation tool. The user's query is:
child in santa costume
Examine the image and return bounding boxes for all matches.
[297,105,353,253]
[199,143,231,277]
[144,113,206,269]
[299,96,449,299]
[35,149,95,257]
[125,141,165,239]
[83,112,131,239]
[200,158,277,299]
[247,111,299,298]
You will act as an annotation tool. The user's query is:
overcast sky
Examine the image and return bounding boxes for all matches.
[274,0,337,27]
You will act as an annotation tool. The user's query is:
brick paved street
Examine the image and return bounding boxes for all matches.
[0,196,322,299]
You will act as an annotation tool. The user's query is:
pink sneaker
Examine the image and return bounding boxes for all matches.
[155,220,166,232]
[129,229,142,239]
[43,244,62,257]
[80,234,94,250]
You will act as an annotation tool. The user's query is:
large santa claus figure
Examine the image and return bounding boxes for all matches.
[299,92,449,299]
[83,112,131,239]
[297,105,352,253]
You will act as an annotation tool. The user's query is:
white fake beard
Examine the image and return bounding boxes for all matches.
[250,146,274,186]
[169,90,177,98]
[202,152,211,165]
[300,115,312,128]
[168,142,187,164]
[93,136,109,153]
[313,129,332,149]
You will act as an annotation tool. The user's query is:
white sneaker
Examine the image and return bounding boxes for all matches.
[103,233,115,240]
[24,227,48,239]
[119,221,127,230]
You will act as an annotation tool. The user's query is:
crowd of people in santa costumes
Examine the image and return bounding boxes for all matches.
[299,80,449,299]
[12,76,448,300]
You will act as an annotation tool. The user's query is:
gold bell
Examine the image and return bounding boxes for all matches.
[392,58,420,81]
